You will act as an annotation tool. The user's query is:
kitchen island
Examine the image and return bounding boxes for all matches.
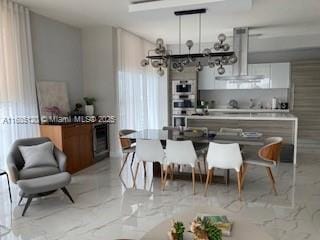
[186,112,298,165]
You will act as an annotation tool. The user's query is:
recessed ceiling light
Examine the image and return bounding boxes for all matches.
[128,0,225,12]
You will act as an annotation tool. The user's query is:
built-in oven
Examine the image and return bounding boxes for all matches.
[172,80,196,95]
[173,116,186,127]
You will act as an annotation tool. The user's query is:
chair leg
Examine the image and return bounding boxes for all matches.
[210,168,214,184]
[192,167,196,195]
[170,164,174,181]
[133,161,140,189]
[225,169,230,185]
[61,187,74,203]
[241,164,248,189]
[143,161,147,178]
[18,193,25,206]
[162,165,169,191]
[203,155,207,174]
[266,167,277,195]
[197,161,202,183]
[160,164,164,188]
[119,153,130,176]
[204,169,211,197]
[5,173,12,203]
[130,152,136,177]
[22,196,33,216]
[237,171,242,200]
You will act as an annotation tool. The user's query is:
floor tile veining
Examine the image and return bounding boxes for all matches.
[0,154,319,240]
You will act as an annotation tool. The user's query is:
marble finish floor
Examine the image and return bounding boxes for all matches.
[0,153,319,240]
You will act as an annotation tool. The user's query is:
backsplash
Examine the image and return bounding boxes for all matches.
[199,89,289,109]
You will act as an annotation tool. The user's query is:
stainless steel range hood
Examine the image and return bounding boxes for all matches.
[215,27,264,81]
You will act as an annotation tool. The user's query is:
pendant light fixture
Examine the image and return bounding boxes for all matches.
[140,8,237,76]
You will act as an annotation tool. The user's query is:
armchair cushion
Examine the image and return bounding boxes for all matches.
[19,166,60,180]
[18,142,58,169]
[17,172,71,195]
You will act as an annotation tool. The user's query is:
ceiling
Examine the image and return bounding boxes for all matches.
[16,0,320,44]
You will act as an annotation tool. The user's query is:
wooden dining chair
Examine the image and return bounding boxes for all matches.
[119,129,136,176]
[241,137,283,195]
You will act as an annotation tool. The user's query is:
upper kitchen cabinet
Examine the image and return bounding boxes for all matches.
[270,63,290,88]
[198,65,234,90]
[198,62,291,90]
[198,66,214,90]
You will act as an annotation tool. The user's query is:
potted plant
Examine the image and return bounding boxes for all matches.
[83,97,96,116]
[190,217,222,240]
[168,220,185,240]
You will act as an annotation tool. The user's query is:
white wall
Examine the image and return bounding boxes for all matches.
[30,12,83,107]
[81,26,120,157]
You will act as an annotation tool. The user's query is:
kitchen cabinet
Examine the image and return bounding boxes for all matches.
[198,66,214,90]
[270,63,290,88]
[198,63,290,90]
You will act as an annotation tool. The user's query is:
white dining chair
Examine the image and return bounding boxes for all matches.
[205,142,243,199]
[133,139,165,189]
[163,140,198,194]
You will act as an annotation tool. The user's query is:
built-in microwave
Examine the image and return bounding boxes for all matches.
[173,99,195,109]
[172,80,196,95]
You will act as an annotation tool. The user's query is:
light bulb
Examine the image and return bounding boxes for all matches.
[213,42,221,51]
[156,38,164,47]
[186,40,194,50]
[221,57,229,65]
[229,55,238,64]
[214,58,221,65]
[217,65,225,75]
[223,43,230,51]
[177,64,184,72]
[151,60,160,68]
[140,59,149,67]
[195,62,203,72]
[208,61,215,68]
[157,67,165,76]
[218,33,226,42]
[202,48,212,56]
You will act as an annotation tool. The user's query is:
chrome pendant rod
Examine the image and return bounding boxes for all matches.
[198,13,202,53]
[179,15,181,55]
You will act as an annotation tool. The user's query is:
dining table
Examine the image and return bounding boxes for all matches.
[121,129,264,184]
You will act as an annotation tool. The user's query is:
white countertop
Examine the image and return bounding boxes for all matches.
[207,108,290,113]
[186,112,298,121]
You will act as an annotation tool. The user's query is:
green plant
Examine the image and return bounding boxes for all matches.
[169,220,185,240]
[83,97,96,105]
[190,217,222,240]
[202,218,222,240]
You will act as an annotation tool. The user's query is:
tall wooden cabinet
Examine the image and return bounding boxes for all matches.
[40,124,94,174]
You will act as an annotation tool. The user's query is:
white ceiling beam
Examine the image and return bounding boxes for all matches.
[128,0,225,13]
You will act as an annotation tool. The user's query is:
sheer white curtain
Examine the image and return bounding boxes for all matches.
[117,28,167,130]
[0,0,39,168]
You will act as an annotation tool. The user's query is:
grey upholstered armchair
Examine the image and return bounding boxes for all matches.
[7,137,74,216]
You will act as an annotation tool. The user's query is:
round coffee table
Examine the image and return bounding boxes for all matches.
[141,207,273,240]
